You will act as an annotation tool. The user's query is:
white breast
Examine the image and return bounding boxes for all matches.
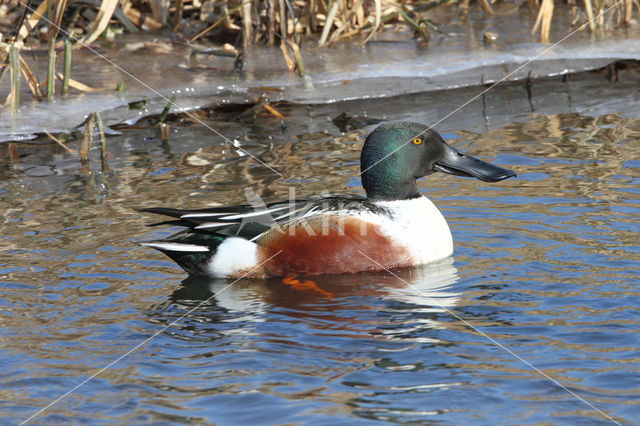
[372,196,454,265]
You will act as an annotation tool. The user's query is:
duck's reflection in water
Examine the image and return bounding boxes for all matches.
[160,258,459,342]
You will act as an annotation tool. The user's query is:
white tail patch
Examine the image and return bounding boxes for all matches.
[207,237,258,277]
[141,242,210,252]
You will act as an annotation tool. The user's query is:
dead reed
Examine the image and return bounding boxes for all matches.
[80,112,108,171]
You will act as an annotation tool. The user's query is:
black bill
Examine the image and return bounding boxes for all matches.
[434,143,516,182]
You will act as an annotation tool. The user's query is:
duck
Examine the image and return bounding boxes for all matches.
[141,122,515,278]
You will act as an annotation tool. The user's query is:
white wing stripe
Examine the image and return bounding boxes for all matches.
[219,205,289,220]
[140,242,210,252]
[273,206,307,220]
[195,222,236,229]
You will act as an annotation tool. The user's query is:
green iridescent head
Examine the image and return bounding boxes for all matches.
[360,122,516,200]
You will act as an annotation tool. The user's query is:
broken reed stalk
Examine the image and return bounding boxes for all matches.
[8,143,19,162]
[283,0,299,45]
[157,94,176,123]
[540,0,554,43]
[93,113,108,171]
[319,0,339,45]
[285,39,305,77]
[267,0,276,45]
[477,0,494,15]
[159,123,170,140]
[279,41,295,70]
[45,131,78,153]
[583,0,597,32]
[80,114,94,165]
[9,45,20,115]
[46,0,56,101]
[190,4,242,42]
[172,0,183,30]
[363,0,381,43]
[624,0,632,24]
[62,39,71,95]
[532,0,554,43]
[242,0,252,49]
[81,113,108,171]
[20,55,43,100]
[278,0,287,41]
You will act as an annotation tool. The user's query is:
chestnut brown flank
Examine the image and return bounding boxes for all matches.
[256,216,412,276]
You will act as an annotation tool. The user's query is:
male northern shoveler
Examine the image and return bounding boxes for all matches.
[141,122,515,278]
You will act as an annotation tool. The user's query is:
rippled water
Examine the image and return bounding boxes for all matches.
[1,76,639,423]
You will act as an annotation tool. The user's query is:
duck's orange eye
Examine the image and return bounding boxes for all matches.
[412,138,422,145]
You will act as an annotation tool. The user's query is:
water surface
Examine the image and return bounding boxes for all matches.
[1,73,639,424]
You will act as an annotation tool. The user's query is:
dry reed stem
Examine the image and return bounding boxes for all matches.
[46,0,56,101]
[46,41,54,101]
[327,0,364,43]
[172,0,184,31]
[478,0,494,15]
[304,0,315,35]
[45,131,78,153]
[459,0,470,20]
[624,0,632,23]
[540,0,554,43]
[278,0,287,42]
[268,0,276,45]
[13,0,48,50]
[9,45,20,115]
[285,38,304,76]
[8,143,19,162]
[583,0,596,31]
[190,11,231,42]
[532,0,554,43]
[55,72,101,92]
[263,103,284,119]
[319,0,339,45]
[94,112,108,171]
[223,1,240,29]
[19,54,42,100]
[356,1,365,26]
[54,0,69,31]
[159,122,170,140]
[62,39,71,95]
[317,28,360,47]
[279,40,295,70]
[124,6,163,29]
[363,0,381,43]
[80,115,94,164]
[242,0,252,48]
[149,0,169,24]
[78,0,119,45]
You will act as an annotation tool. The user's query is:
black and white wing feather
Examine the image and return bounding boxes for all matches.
[142,194,389,241]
